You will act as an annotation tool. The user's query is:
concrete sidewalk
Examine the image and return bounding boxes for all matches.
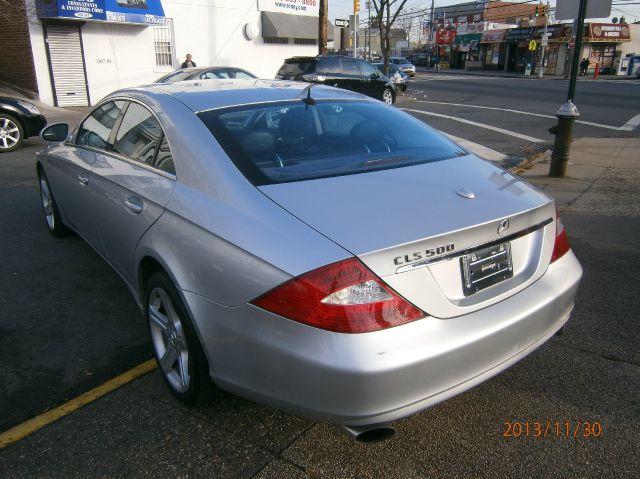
[512,137,640,215]
[416,66,640,81]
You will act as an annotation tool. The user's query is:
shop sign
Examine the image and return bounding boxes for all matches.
[258,0,319,17]
[36,0,166,24]
[436,29,457,45]
[589,23,630,42]
[504,27,534,42]
[480,29,506,43]
[457,23,484,34]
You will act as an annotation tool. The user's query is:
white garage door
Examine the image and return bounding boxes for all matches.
[45,24,90,107]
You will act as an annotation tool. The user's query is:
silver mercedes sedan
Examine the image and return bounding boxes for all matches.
[37,80,582,442]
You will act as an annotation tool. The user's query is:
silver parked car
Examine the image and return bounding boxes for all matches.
[37,80,582,442]
[390,56,416,77]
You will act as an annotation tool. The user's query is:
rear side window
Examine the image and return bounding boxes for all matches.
[317,57,342,75]
[341,59,360,75]
[198,100,465,186]
[77,100,125,150]
[277,59,316,78]
[113,103,165,169]
[358,60,378,77]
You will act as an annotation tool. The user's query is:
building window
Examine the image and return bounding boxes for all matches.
[264,37,289,44]
[153,19,175,72]
[294,38,317,45]
[473,14,481,21]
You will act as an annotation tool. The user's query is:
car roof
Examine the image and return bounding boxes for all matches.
[113,79,370,112]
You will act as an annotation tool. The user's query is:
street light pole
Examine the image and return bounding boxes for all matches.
[537,0,549,78]
[319,0,328,55]
[548,0,588,178]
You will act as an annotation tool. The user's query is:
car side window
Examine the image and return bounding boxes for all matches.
[77,100,125,150]
[318,57,342,75]
[358,60,378,77]
[341,59,360,75]
[201,71,223,79]
[112,102,164,168]
[231,70,255,79]
[155,135,175,175]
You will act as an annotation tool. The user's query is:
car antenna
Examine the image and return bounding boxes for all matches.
[300,84,317,107]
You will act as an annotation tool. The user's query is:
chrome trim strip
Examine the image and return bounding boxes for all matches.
[395,218,553,274]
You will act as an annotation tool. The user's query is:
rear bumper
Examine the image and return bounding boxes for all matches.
[184,250,582,426]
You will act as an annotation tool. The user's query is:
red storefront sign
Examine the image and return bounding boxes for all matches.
[589,23,631,42]
[436,29,456,45]
[480,29,506,43]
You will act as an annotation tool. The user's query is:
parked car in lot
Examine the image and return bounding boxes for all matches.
[372,62,408,92]
[276,55,396,105]
[390,56,416,76]
[37,80,582,442]
[0,97,47,153]
[154,66,257,83]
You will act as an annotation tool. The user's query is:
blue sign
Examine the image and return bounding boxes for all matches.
[37,0,165,25]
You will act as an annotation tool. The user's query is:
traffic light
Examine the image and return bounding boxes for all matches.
[354,0,360,13]
[535,5,540,17]
[534,4,546,17]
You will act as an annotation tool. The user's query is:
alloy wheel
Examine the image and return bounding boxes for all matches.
[39,176,55,230]
[383,89,393,105]
[0,117,21,150]
[148,287,190,393]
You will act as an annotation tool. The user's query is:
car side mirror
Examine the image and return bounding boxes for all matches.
[370,72,379,79]
[41,123,69,142]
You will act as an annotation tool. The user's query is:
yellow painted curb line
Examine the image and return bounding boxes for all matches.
[0,359,157,450]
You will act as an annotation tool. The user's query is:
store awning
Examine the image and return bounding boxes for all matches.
[35,0,166,25]
[453,33,482,46]
[262,12,325,40]
[480,29,506,43]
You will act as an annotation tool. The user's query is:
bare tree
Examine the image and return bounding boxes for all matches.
[370,0,410,75]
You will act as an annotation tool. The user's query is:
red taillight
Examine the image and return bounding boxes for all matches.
[551,214,571,262]
[251,258,425,333]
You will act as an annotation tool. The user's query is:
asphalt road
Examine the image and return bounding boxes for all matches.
[1,85,639,477]
[397,73,640,160]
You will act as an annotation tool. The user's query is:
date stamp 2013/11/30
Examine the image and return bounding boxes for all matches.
[502,421,603,439]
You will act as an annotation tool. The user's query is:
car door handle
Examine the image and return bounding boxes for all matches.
[124,197,143,214]
[78,175,89,187]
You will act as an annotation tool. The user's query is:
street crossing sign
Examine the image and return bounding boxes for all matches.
[335,18,350,28]
[529,40,537,51]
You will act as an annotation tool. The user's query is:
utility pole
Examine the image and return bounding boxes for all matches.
[353,0,360,58]
[537,0,549,78]
[319,0,328,55]
[367,1,371,61]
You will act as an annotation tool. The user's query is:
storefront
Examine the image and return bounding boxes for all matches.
[586,23,631,74]
[503,27,534,72]
[479,29,506,71]
[28,0,321,106]
[532,24,566,75]
[435,28,457,69]
[452,23,483,70]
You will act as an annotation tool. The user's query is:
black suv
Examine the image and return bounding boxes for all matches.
[276,56,396,105]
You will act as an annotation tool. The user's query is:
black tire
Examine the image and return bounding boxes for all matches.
[145,271,216,405]
[0,113,24,153]
[37,168,73,237]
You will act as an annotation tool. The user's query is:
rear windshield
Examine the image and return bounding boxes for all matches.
[276,59,316,77]
[198,100,465,186]
[156,70,195,83]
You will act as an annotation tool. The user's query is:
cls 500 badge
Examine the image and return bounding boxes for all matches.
[394,243,455,265]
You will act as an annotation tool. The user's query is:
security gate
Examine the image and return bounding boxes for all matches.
[44,24,90,107]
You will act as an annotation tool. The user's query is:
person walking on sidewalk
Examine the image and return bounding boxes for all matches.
[181,54,196,69]
[580,58,590,76]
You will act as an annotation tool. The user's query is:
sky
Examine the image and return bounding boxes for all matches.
[328,0,640,25]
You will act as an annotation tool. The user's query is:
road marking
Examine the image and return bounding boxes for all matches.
[443,133,508,162]
[622,113,640,130]
[0,359,157,450]
[413,100,637,131]
[402,107,544,143]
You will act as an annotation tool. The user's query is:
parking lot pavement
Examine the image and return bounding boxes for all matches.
[1,93,638,478]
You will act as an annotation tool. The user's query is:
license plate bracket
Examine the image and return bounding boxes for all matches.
[460,242,513,296]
